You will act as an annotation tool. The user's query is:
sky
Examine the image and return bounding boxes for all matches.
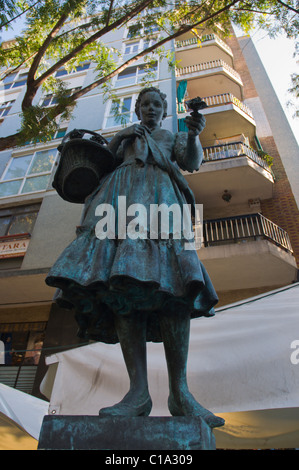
[1,14,298,145]
[235,28,299,145]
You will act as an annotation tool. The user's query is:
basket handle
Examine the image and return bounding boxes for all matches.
[58,128,109,152]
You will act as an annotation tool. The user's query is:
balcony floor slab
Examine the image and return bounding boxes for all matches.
[198,239,297,291]
[184,156,274,208]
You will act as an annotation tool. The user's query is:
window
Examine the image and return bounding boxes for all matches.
[0,100,15,118]
[40,87,81,107]
[124,41,140,59]
[24,127,67,145]
[143,38,158,50]
[144,25,159,35]
[0,149,57,198]
[116,62,158,88]
[2,71,28,90]
[0,204,40,238]
[127,26,139,39]
[123,38,158,60]
[55,127,68,139]
[105,96,139,128]
[55,62,90,77]
[127,24,159,39]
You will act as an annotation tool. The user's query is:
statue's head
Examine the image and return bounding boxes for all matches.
[135,87,168,123]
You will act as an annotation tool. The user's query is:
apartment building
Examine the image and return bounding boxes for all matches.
[0,20,298,398]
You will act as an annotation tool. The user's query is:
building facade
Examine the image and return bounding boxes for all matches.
[0,20,298,398]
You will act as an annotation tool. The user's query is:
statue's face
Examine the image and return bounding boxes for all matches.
[139,91,164,128]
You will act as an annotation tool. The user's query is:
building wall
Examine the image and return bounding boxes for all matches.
[21,193,83,271]
[231,36,299,267]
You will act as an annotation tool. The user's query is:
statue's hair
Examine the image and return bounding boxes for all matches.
[135,87,168,120]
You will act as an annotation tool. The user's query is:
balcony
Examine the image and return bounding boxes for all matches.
[198,214,297,291]
[203,213,293,252]
[178,93,256,144]
[176,59,243,100]
[182,142,274,209]
[175,34,234,66]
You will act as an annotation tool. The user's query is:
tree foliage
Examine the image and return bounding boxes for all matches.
[0,0,298,150]
[0,0,39,32]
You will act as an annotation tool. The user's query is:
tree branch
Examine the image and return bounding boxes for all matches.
[0,51,37,81]
[2,0,282,152]
[106,0,115,27]
[38,0,243,126]
[0,0,41,29]
[275,0,299,14]
[232,7,276,14]
[22,12,69,110]
[34,0,155,88]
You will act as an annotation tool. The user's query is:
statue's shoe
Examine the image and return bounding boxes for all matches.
[99,396,152,417]
[168,395,225,429]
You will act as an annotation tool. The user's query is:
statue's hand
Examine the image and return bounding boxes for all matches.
[119,124,145,140]
[184,114,206,136]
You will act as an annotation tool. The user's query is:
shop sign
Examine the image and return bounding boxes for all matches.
[0,237,30,259]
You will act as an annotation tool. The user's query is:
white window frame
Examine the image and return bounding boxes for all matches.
[103,94,139,129]
[122,38,158,59]
[2,71,28,90]
[0,148,58,199]
[115,61,158,89]
[24,126,68,146]
[55,62,91,78]
[126,23,160,40]
[39,87,81,107]
[0,100,16,118]
[123,41,140,60]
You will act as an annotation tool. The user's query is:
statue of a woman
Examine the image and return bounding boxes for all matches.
[46,87,224,428]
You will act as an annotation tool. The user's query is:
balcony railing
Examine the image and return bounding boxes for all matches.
[202,141,273,175]
[203,213,293,253]
[0,365,37,394]
[176,59,242,83]
[175,33,233,56]
[178,93,254,120]
[204,93,254,118]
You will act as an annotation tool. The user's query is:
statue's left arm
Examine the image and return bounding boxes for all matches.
[178,114,206,172]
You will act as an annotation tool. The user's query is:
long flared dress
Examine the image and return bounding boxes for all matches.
[45,127,218,343]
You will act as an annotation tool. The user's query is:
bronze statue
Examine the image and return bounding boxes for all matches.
[46,87,224,428]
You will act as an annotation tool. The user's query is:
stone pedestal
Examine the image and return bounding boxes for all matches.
[38,415,216,450]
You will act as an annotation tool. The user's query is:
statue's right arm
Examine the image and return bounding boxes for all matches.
[108,124,146,157]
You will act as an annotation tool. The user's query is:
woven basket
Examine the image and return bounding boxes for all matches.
[53,129,115,203]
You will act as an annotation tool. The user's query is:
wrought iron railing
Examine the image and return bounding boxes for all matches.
[203,213,293,253]
[202,141,273,174]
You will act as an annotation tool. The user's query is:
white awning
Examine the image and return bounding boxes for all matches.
[40,283,299,449]
[0,382,48,448]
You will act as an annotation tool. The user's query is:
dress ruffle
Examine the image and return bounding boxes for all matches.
[46,134,218,343]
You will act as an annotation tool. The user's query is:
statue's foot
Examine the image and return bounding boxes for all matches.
[99,395,152,417]
[168,393,225,429]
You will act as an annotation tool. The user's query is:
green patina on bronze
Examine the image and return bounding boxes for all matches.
[38,415,216,450]
[45,88,224,429]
